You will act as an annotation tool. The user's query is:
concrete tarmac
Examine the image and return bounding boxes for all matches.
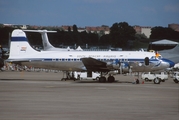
[0,71,179,120]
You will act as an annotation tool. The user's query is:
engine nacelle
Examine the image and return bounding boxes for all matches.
[106,61,120,69]
[119,62,131,74]
[106,61,131,74]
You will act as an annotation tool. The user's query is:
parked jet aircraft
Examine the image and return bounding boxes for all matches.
[23,30,76,51]
[159,44,179,64]
[6,29,175,83]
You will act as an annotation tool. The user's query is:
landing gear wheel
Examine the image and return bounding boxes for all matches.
[96,77,100,81]
[108,76,115,83]
[154,78,161,84]
[99,77,106,83]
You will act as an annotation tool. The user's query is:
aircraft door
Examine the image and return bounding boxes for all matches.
[144,57,149,66]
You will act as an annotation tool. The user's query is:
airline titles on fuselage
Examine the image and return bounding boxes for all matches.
[76,55,117,58]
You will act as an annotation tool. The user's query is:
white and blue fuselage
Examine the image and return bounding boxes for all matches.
[6,29,175,73]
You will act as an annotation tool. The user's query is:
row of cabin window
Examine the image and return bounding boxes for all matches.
[49,58,129,62]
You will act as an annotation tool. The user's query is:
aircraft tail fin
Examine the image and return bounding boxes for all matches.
[9,29,39,59]
[23,30,56,51]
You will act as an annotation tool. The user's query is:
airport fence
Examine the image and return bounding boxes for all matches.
[0,62,60,73]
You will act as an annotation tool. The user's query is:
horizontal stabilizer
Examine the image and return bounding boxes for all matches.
[23,30,56,51]
[23,30,57,33]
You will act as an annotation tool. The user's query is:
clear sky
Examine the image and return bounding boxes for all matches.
[0,0,179,27]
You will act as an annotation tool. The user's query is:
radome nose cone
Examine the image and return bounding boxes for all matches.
[169,61,175,67]
[161,58,175,67]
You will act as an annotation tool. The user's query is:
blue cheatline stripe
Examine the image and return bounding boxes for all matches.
[11,37,28,42]
[11,58,159,62]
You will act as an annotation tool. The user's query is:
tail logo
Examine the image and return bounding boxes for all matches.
[20,47,27,51]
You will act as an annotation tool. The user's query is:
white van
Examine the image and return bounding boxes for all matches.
[141,72,168,84]
[74,71,100,81]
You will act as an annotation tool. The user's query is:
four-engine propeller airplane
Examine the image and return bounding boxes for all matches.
[6,29,175,83]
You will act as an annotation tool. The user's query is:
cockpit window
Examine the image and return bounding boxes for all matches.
[151,56,162,59]
[157,56,162,59]
[151,56,155,59]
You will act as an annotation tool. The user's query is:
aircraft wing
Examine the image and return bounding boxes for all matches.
[6,59,29,62]
[6,59,42,63]
[81,57,109,72]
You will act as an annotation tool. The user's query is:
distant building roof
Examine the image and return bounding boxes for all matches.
[151,39,178,45]
[61,25,73,31]
[168,23,179,32]
[85,26,110,32]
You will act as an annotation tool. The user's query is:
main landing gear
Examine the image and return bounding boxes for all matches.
[99,72,115,83]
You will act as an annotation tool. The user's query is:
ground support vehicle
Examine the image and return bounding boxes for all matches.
[141,72,168,84]
[61,71,100,81]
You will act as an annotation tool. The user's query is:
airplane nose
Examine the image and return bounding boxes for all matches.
[161,58,175,67]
